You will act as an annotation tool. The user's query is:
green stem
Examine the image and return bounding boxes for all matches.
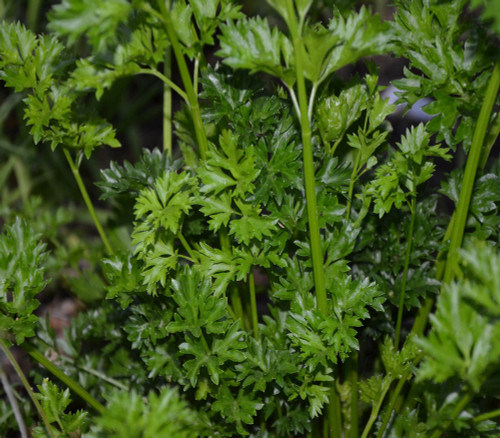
[138,68,188,103]
[326,385,342,437]
[0,339,56,438]
[0,366,28,438]
[285,0,327,315]
[22,342,105,414]
[375,377,406,438]
[157,0,208,160]
[479,106,500,169]
[428,393,472,438]
[360,378,392,438]
[474,407,500,423]
[26,0,42,32]
[443,60,500,285]
[248,270,259,337]
[411,59,500,338]
[63,149,114,256]
[163,47,173,156]
[395,193,417,347]
[346,151,361,221]
[346,354,359,438]
[178,232,199,263]
[219,231,245,325]
[58,355,129,391]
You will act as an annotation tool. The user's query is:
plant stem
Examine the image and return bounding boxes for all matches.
[443,60,500,285]
[411,59,500,338]
[284,0,327,315]
[22,342,105,414]
[346,354,359,438]
[163,47,173,156]
[26,0,42,32]
[428,393,472,438]
[58,356,129,391]
[326,385,342,438]
[0,339,56,438]
[248,270,259,337]
[157,0,208,160]
[138,68,188,103]
[346,151,361,221]
[178,232,199,263]
[63,149,114,255]
[395,193,417,347]
[0,355,29,438]
[360,377,392,438]
[376,369,413,437]
[219,231,245,325]
[474,407,500,423]
[284,3,336,436]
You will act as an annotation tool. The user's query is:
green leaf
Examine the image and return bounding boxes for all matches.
[0,218,49,345]
[168,268,230,338]
[94,387,204,437]
[48,0,132,52]
[34,379,87,436]
[417,242,500,392]
[212,386,263,435]
[218,17,293,83]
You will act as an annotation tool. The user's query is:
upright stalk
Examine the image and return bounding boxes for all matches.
[63,149,114,256]
[442,60,500,285]
[157,0,208,160]
[411,59,500,337]
[284,0,327,315]
[248,270,259,337]
[0,367,28,438]
[394,193,417,347]
[163,47,173,156]
[284,2,338,437]
[0,340,56,438]
[346,355,359,438]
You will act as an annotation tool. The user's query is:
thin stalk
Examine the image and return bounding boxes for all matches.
[360,378,392,438]
[22,342,105,414]
[284,0,327,315]
[375,370,412,438]
[308,82,319,122]
[443,60,500,285]
[346,151,361,221]
[219,232,245,324]
[479,106,500,169]
[248,270,259,337]
[0,362,28,438]
[346,354,359,438]
[178,232,199,263]
[163,47,173,156]
[138,68,188,102]
[157,0,208,160]
[411,59,500,338]
[26,0,42,32]
[394,193,417,348]
[428,393,472,438]
[284,3,336,436]
[474,407,500,423]
[0,340,56,438]
[63,149,114,255]
[57,355,129,391]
